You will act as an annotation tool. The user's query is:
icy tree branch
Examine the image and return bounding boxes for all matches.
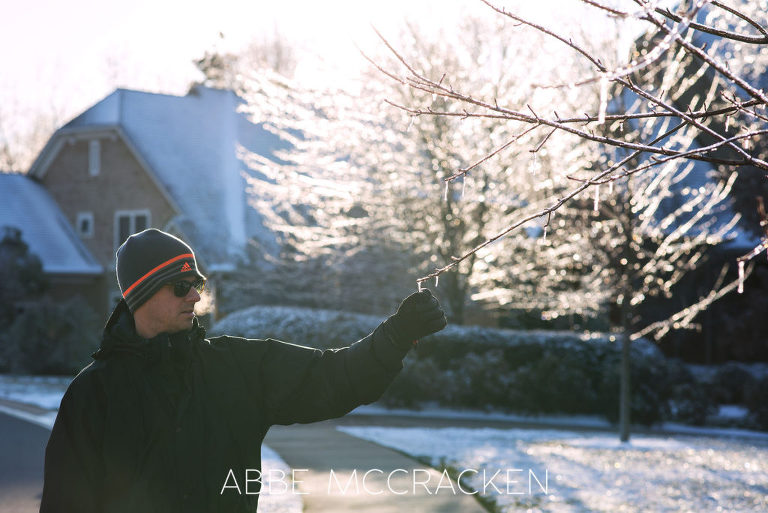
[367,0,768,298]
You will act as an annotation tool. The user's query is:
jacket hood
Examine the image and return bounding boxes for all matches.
[92,299,206,361]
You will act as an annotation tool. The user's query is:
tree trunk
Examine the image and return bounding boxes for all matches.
[619,332,631,442]
[619,174,635,443]
[446,270,465,325]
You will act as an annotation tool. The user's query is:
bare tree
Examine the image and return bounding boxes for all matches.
[376,0,766,284]
[194,29,298,91]
[231,1,766,440]
[0,100,59,173]
[238,17,594,322]
[368,0,767,440]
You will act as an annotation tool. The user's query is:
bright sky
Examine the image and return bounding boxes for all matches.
[1,0,629,146]
[0,0,474,132]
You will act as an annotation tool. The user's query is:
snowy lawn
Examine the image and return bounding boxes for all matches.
[0,374,70,410]
[338,425,768,513]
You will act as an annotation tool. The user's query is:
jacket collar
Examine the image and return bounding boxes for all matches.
[93,299,206,361]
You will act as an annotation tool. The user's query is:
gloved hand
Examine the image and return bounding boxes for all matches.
[384,289,447,349]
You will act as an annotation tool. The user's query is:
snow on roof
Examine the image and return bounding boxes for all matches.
[63,85,282,267]
[0,174,102,275]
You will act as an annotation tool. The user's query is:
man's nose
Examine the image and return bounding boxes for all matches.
[187,288,201,303]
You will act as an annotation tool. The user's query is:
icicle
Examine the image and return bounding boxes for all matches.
[444,182,449,202]
[418,280,424,292]
[435,275,440,287]
[461,177,466,200]
[529,153,538,176]
[543,226,548,241]
[407,117,415,132]
[725,115,730,132]
[598,74,609,124]
[609,180,614,195]
[738,260,745,294]
[593,184,601,212]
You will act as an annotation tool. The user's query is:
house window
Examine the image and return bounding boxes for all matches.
[114,210,151,250]
[76,212,94,238]
[89,139,101,176]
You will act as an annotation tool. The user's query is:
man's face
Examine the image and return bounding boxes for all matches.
[134,279,202,337]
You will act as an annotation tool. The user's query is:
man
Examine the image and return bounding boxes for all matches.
[40,228,446,513]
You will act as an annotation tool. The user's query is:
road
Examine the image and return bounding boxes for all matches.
[0,410,49,513]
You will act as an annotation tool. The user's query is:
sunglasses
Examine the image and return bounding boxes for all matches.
[169,278,206,298]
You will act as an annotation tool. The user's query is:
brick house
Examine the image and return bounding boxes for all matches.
[28,85,281,320]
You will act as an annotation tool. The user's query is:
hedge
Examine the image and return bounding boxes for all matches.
[214,305,688,426]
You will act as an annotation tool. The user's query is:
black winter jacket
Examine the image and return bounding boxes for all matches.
[40,300,409,513]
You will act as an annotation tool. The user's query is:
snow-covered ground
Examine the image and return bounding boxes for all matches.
[5,374,767,512]
[352,403,768,441]
[0,374,300,513]
[338,425,768,513]
[0,374,70,410]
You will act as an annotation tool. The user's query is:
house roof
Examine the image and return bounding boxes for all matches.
[32,85,282,268]
[0,173,102,275]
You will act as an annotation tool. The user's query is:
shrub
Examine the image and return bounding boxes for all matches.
[665,359,717,425]
[0,297,99,375]
[510,348,599,414]
[745,375,768,430]
[596,342,671,426]
[460,349,522,409]
[0,228,48,326]
[215,306,673,424]
[711,362,756,404]
[0,228,99,375]
[380,357,455,408]
[669,383,717,425]
[212,305,379,348]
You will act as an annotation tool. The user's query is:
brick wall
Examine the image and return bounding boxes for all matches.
[41,133,177,317]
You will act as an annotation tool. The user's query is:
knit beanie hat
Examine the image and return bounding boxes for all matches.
[116,229,205,312]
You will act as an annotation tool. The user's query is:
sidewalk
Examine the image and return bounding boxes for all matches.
[0,397,58,430]
[265,420,487,513]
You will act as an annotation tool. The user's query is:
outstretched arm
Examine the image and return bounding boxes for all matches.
[254,289,447,425]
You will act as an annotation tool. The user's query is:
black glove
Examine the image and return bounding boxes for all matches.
[384,289,447,349]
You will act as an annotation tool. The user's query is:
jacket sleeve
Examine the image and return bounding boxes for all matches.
[40,372,104,513]
[227,322,410,426]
